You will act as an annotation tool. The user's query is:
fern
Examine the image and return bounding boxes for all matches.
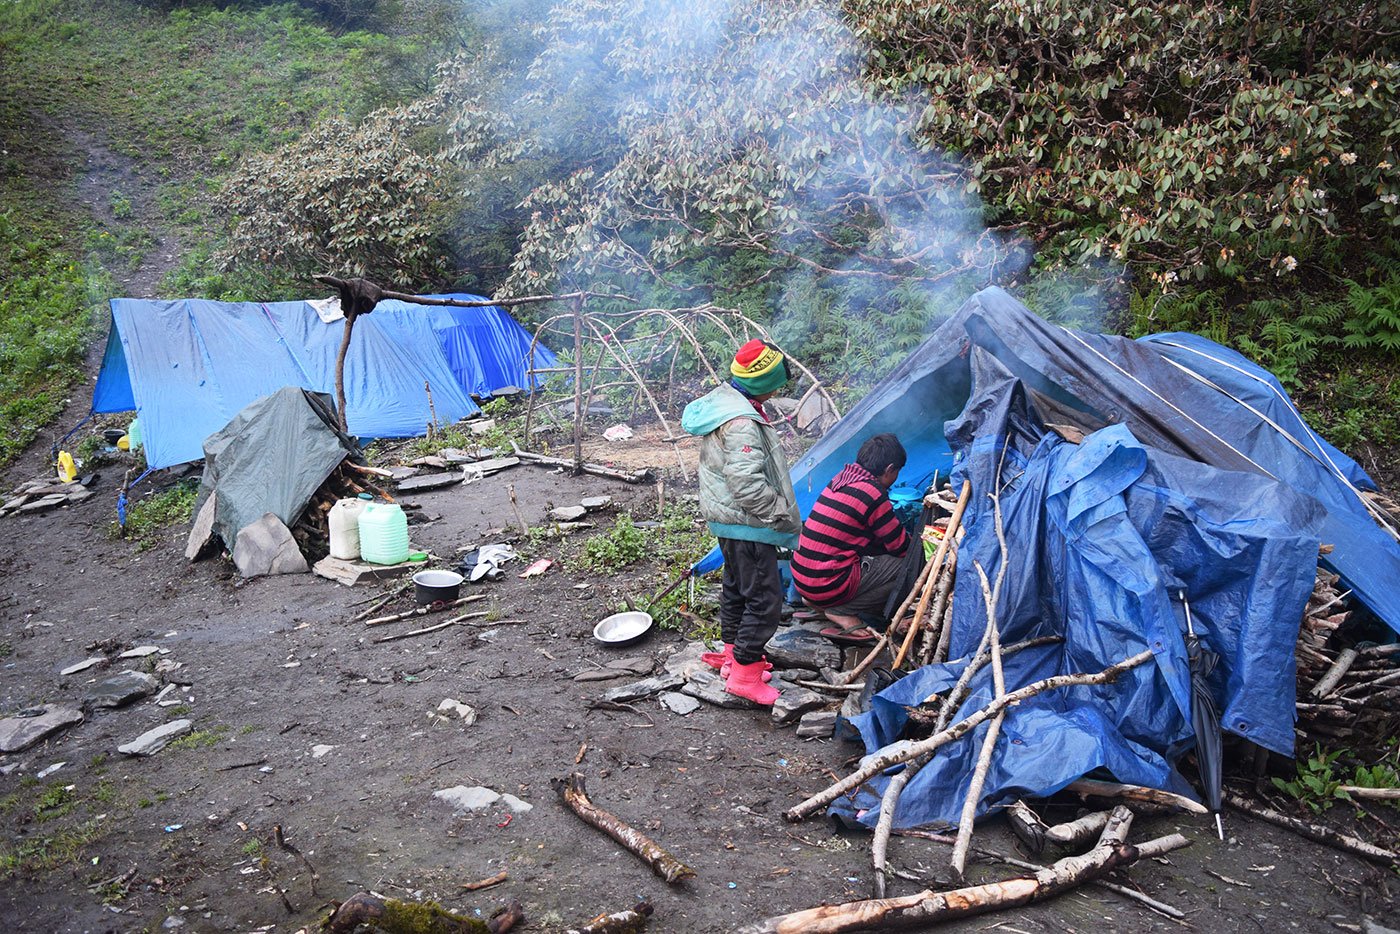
[1341,276,1400,353]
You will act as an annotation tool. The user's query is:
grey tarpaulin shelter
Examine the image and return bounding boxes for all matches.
[193,387,360,556]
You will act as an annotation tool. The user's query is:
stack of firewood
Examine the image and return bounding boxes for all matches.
[291,461,392,557]
[1294,567,1400,754]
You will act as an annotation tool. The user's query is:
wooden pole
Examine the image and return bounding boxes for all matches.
[893,481,970,669]
[573,293,585,474]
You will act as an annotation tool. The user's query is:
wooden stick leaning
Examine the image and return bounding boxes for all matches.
[917,541,958,667]
[741,808,1168,934]
[893,481,971,669]
[783,649,1155,822]
[554,772,696,884]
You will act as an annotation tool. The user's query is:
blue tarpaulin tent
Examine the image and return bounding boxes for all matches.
[92,295,556,470]
[691,286,1400,828]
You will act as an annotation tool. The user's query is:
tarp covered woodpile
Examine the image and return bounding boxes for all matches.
[753,286,1400,831]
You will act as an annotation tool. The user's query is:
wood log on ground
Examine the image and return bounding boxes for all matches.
[565,900,654,934]
[510,443,651,483]
[1004,800,1048,856]
[554,773,695,884]
[1044,810,1111,848]
[784,651,1154,822]
[1223,791,1399,866]
[323,893,524,934]
[739,811,1175,934]
[1065,779,1209,815]
[1338,786,1400,800]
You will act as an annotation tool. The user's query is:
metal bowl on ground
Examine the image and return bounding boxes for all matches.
[593,611,655,647]
[412,569,463,605]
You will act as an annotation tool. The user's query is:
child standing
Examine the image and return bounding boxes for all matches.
[681,340,801,705]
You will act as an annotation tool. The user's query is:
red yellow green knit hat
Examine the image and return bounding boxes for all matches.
[730,339,789,395]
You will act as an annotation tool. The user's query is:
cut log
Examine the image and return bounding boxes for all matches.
[1065,779,1208,815]
[1044,810,1111,848]
[1310,647,1360,698]
[554,773,695,884]
[565,900,654,934]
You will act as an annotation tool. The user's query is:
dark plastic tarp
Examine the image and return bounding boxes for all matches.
[193,388,360,550]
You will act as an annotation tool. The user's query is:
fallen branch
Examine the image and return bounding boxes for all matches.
[740,809,1160,934]
[565,900,654,934]
[784,651,1155,822]
[1224,791,1399,866]
[460,871,508,891]
[554,773,695,884]
[273,823,319,896]
[324,893,524,934]
[363,595,485,627]
[1066,779,1208,815]
[372,614,485,644]
[1338,786,1400,801]
[1044,810,1111,848]
[510,443,651,483]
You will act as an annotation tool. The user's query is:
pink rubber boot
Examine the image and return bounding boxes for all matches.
[704,643,773,682]
[725,658,780,706]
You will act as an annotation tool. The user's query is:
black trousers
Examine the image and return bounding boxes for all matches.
[718,537,783,666]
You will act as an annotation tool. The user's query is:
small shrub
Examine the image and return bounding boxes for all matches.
[574,514,648,572]
[115,481,198,549]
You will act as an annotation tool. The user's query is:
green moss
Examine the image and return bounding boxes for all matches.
[376,899,491,934]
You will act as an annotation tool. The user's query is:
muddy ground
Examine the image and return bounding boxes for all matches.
[1,417,1398,934]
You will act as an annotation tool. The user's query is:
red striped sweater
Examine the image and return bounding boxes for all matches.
[791,463,909,607]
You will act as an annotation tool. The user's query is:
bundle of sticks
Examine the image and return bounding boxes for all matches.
[291,460,393,556]
[1294,567,1400,754]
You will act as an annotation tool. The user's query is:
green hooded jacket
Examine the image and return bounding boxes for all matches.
[681,383,800,547]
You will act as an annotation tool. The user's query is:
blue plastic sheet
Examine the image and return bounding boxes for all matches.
[93,299,482,469]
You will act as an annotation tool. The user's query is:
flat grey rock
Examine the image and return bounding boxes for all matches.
[409,455,448,469]
[796,710,839,739]
[232,513,308,577]
[579,495,612,511]
[0,705,84,753]
[434,785,500,813]
[469,456,519,476]
[772,684,826,724]
[605,655,653,675]
[499,793,533,813]
[550,505,587,522]
[573,668,629,683]
[85,670,159,709]
[602,672,684,702]
[664,641,714,680]
[397,472,462,493]
[185,493,218,560]
[764,627,841,672]
[467,419,497,435]
[387,466,419,480]
[439,448,476,464]
[118,646,161,659]
[60,657,105,677]
[659,692,701,716]
[118,719,192,756]
[680,667,757,709]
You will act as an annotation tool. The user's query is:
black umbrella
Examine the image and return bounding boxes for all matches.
[1181,591,1225,839]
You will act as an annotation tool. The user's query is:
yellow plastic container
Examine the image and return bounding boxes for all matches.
[56,451,77,483]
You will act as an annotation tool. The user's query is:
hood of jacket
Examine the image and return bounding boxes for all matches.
[681,382,764,436]
[829,462,876,492]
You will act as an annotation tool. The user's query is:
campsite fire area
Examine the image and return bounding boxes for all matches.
[0,410,1398,934]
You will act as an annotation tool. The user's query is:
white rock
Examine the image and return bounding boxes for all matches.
[36,761,66,779]
[60,657,105,676]
[434,785,500,813]
[499,794,533,813]
[435,699,477,725]
[118,646,161,659]
[310,744,336,759]
[118,719,193,756]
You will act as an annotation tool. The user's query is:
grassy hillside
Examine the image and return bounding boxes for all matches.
[0,0,457,466]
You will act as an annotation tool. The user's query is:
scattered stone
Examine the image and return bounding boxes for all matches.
[60,657,105,677]
[605,656,653,675]
[467,419,497,435]
[663,641,714,680]
[659,692,701,716]
[796,710,839,739]
[0,706,84,753]
[118,719,192,757]
[602,673,684,703]
[119,645,161,659]
[499,793,533,813]
[435,699,477,726]
[681,667,756,709]
[467,456,519,476]
[573,669,629,683]
[232,513,308,577]
[764,628,841,672]
[185,493,218,560]
[19,494,68,513]
[772,684,826,725]
[434,785,500,813]
[161,915,186,929]
[439,448,477,464]
[549,505,588,522]
[85,670,160,709]
[36,761,66,779]
[387,466,419,481]
[409,455,448,469]
[490,385,523,399]
[579,495,613,511]
[397,472,462,493]
[311,744,336,759]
